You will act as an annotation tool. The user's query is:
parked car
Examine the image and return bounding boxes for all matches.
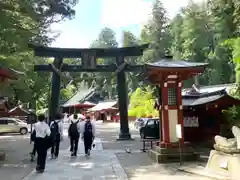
[0,117,29,135]
[139,118,160,139]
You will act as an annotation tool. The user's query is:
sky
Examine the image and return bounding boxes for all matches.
[51,0,203,48]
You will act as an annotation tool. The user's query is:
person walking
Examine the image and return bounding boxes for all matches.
[50,113,63,159]
[34,114,51,173]
[81,116,96,156]
[68,114,81,156]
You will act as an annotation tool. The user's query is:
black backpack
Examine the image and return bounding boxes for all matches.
[50,121,60,140]
[84,121,93,135]
[69,120,79,137]
[30,129,36,142]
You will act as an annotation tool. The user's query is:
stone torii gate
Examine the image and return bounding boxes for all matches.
[29,43,148,140]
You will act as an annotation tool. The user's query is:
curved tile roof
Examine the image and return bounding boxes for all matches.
[146,60,208,68]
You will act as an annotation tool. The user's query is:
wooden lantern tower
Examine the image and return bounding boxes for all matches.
[145,56,208,163]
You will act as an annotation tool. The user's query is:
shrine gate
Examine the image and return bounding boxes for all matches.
[29,43,148,140]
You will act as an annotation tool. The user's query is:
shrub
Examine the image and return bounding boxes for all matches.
[128,86,159,118]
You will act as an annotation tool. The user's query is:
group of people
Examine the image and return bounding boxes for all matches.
[30,113,96,173]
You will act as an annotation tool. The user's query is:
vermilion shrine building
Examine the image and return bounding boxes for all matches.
[0,66,19,81]
[182,83,240,144]
[0,66,19,117]
[146,56,208,162]
[145,57,240,162]
[88,100,118,122]
[0,66,34,121]
[60,88,103,114]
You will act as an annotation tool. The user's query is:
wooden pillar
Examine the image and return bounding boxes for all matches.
[161,82,170,144]
[177,81,184,144]
[49,57,63,123]
[116,55,132,140]
[159,81,185,147]
[156,86,163,141]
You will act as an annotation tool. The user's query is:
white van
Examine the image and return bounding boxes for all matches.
[0,117,28,135]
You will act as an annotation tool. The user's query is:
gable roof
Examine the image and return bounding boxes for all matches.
[88,100,118,112]
[9,106,31,114]
[0,66,24,80]
[61,88,101,107]
[147,60,208,68]
[182,83,233,96]
[182,84,240,107]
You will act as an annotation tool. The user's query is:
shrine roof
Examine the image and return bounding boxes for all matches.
[88,100,118,112]
[146,59,208,69]
[0,66,24,79]
[61,88,103,107]
[182,83,233,96]
[9,106,33,114]
[182,94,226,106]
[182,84,240,107]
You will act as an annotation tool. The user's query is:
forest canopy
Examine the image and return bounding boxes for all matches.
[0,0,240,112]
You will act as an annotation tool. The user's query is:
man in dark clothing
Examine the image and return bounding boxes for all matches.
[81,116,96,156]
[50,114,63,159]
[68,114,81,156]
[34,114,51,173]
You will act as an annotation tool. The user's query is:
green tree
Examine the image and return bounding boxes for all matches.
[140,0,171,63]
[170,14,184,59]
[128,87,158,117]
[85,27,119,99]
[122,31,140,93]
[207,0,238,84]
[178,1,213,86]
[0,0,78,110]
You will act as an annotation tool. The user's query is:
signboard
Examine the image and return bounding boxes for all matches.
[81,52,96,69]
[107,115,111,121]
[176,124,182,139]
[184,116,199,127]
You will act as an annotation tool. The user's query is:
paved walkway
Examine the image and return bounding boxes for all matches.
[23,138,128,180]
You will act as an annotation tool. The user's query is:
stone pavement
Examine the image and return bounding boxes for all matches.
[1,123,215,180]
[23,138,128,180]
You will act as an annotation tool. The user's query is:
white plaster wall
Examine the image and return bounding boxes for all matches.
[168,109,179,142]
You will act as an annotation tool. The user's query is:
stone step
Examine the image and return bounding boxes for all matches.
[149,149,199,163]
[178,165,232,180]
[199,155,209,162]
[152,145,196,154]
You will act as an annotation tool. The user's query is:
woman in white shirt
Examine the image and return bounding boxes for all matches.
[34,114,51,173]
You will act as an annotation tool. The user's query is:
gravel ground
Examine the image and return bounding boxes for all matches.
[0,126,70,180]
[116,152,213,180]
[0,122,214,180]
[97,123,143,151]
[98,123,214,180]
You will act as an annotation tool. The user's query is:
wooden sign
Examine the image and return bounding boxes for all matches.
[81,51,96,69]
[184,116,199,127]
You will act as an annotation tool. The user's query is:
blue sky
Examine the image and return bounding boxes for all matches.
[51,0,203,48]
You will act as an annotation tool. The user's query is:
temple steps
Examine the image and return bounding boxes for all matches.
[148,145,199,163]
